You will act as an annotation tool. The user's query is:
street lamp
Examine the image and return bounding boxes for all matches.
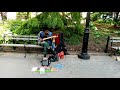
[78,12,90,60]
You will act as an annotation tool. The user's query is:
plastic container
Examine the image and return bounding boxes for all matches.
[40,67,45,74]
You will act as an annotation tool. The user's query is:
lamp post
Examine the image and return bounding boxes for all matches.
[78,12,90,60]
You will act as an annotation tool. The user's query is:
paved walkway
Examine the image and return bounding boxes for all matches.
[0,52,120,78]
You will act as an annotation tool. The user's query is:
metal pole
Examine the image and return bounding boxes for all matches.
[78,12,90,60]
[104,36,110,53]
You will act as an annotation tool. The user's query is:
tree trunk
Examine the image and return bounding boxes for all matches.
[36,12,38,16]
[114,12,119,28]
[25,12,30,19]
[62,12,65,16]
[0,12,4,24]
[0,12,4,20]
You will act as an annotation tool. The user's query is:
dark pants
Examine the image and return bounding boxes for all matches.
[40,41,56,57]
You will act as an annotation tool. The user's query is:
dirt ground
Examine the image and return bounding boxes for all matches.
[66,33,108,53]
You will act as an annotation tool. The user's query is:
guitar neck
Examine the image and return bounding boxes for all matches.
[43,36,56,41]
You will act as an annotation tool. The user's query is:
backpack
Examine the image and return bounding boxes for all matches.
[48,54,59,62]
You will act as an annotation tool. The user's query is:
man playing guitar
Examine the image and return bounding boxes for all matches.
[38,26,57,58]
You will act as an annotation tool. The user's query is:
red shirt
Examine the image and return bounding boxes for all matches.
[53,34,60,45]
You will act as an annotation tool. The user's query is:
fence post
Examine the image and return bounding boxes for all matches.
[28,35,30,44]
[12,33,16,50]
[104,36,110,53]
[3,34,5,44]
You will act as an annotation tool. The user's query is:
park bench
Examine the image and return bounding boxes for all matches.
[105,36,120,60]
[0,32,65,58]
[0,34,42,58]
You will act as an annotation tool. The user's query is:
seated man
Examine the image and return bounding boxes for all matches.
[38,27,56,57]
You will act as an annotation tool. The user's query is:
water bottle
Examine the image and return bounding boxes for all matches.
[40,67,45,74]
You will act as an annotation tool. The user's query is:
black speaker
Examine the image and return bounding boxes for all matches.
[41,57,51,66]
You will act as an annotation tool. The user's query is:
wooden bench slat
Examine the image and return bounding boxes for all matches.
[111,37,120,39]
[10,38,38,40]
[110,40,120,42]
[0,44,25,47]
[25,45,41,48]
[111,46,120,50]
[0,44,42,48]
[4,35,38,38]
